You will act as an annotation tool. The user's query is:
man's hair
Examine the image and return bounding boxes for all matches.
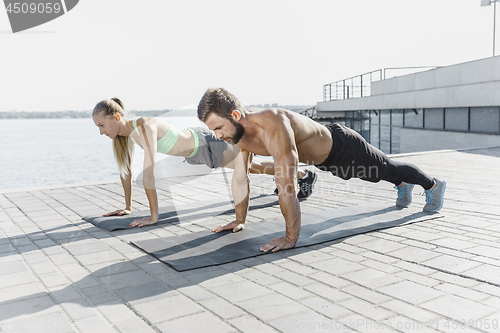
[197,87,245,122]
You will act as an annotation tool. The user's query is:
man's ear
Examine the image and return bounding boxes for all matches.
[231,110,241,121]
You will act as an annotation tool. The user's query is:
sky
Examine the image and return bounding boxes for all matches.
[0,0,499,112]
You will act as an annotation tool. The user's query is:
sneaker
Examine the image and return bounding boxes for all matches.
[297,169,318,199]
[395,183,415,207]
[423,178,446,212]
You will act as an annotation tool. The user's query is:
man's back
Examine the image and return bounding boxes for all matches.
[241,108,332,165]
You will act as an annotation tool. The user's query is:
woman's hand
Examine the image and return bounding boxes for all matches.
[128,217,158,227]
[103,209,131,217]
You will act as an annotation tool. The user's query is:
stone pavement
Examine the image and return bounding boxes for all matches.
[1,147,500,333]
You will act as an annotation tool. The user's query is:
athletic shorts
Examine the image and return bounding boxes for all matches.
[184,127,228,169]
[314,123,391,182]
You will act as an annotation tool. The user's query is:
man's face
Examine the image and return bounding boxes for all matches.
[205,112,245,144]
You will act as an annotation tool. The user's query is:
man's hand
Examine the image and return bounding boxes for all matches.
[103,209,131,217]
[260,236,296,252]
[128,217,158,227]
[212,220,245,233]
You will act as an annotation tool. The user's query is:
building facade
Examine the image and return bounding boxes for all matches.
[316,56,500,153]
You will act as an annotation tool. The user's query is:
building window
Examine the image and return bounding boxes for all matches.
[392,109,404,127]
[380,110,390,126]
[444,107,468,131]
[424,108,444,129]
[370,111,380,149]
[470,107,500,133]
[404,109,423,128]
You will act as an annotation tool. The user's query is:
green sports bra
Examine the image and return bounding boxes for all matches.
[130,119,198,158]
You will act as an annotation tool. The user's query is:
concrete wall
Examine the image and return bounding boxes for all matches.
[399,128,500,153]
[317,56,500,112]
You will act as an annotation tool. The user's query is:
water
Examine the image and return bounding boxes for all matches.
[0,116,204,191]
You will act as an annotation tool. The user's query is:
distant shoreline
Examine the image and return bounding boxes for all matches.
[0,105,313,119]
[0,110,176,119]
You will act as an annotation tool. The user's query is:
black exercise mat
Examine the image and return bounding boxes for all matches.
[132,202,444,271]
[83,194,279,232]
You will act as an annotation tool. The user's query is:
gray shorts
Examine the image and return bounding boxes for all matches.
[184,127,228,169]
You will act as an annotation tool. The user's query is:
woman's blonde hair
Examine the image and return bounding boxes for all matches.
[92,98,135,177]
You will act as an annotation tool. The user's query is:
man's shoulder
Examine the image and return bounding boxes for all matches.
[249,107,289,123]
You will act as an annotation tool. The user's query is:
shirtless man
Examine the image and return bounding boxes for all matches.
[197,88,446,252]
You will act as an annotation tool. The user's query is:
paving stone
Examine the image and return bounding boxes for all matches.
[435,283,490,302]
[309,257,365,275]
[420,294,497,321]
[0,295,57,322]
[359,258,401,274]
[73,315,115,333]
[115,281,177,305]
[0,312,76,333]
[199,297,246,319]
[60,298,99,320]
[268,281,313,300]
[134,294,203,323]
[341,284,391,304]
[377,281,444,304]
[286,250,334,264]
[272,269,314,286]
[303,283,351,303]
[338,313,391,332]
[99,269,156,290]
[380,299,440,323]
[199,272,247,289]
[0,260,28,275]
[49,285,82,303]
[301,296,352,319]
[277,260,318,275]
[341,267,403,289]
[462,264,500,285]
[269,310,349,333]
[0,282,45,303]
[97,300,140,322]
[236,267,282,286]
[388,246,441,263]
[178,284,214,301]
[358,238,407,254]
[155,311,235,333]
[383,315,440,333]
[228,315,279,333]
[338,298,394,322]
[308,271,352,288]
[210,280,273,303]
[113,318,156,333]
[423,255,483,275]
[74,250,125,266]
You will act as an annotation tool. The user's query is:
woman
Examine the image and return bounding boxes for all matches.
[92,98,317,227]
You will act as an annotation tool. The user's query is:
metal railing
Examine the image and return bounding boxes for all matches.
[299,106,316,119]
[323,67,437,101]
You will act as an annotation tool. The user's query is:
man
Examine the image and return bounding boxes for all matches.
[197,88,446,252]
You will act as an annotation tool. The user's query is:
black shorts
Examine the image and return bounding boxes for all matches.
[314,123,391,182]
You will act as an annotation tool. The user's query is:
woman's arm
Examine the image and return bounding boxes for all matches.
[121,171,133,211]
[128,118,159,227]
[103,157,133,217]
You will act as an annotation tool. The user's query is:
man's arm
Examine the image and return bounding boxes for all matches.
[259,114,301,252]
[212,149,252,233]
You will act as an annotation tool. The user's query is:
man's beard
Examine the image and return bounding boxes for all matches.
[230,120,245,144]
